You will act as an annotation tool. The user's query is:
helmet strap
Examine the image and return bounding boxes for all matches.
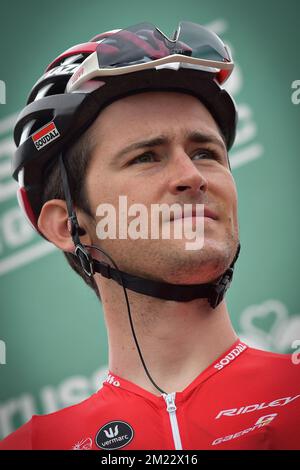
[59,153,94,277]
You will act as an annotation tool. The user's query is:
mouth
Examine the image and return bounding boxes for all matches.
[170,206,218,222]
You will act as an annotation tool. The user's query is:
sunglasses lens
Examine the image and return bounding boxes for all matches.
[96,23,167,67]
[176,22,231,62]
[96,22,231,69]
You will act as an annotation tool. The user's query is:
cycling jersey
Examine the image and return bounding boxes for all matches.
[1,339,299,450]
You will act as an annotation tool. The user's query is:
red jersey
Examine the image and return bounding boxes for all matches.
[1,339,299,450]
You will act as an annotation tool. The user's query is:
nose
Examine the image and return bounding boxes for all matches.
[167,151,208,197]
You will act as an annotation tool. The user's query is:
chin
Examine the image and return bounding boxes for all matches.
[157,240,234,283]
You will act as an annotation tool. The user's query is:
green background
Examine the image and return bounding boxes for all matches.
[0,0,299,438]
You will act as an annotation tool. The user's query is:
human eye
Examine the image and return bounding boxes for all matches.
[192,149,223,162]
[129,151,157,164]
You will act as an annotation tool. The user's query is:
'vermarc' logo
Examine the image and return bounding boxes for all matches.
[104,425,119,439]
[95,421,134,450]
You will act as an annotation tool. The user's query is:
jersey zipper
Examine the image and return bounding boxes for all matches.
[163,392,183,450]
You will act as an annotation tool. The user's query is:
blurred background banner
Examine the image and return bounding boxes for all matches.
[0,0,299,439]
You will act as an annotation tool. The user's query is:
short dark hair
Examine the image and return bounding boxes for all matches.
[41,126,100,299]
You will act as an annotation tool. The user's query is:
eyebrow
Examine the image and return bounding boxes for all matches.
[112,131,227,162]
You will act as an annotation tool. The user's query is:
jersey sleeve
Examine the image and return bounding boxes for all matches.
[0,419,32,450]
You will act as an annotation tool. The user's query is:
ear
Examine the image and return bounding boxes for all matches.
[37,199,92,252]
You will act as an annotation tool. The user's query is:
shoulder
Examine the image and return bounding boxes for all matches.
[0,419,32,450]
[244,345,299,371]
[237,345,300,391]
[0,389,104,450]
[220,343,300,395]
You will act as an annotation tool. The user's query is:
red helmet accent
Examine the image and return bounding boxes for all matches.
[217,68,231,85]
[17,186,39,232]
[46,43,98,72]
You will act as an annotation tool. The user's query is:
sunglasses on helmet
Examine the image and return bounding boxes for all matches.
[67,21,233,92]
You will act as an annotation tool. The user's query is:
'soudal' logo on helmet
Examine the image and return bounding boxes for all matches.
[32,122,60,151]
[95,421,134,450]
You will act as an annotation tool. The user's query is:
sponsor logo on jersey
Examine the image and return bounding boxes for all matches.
[105,373,120,387]
[212,413,277,446]
[72,437,92,450]
[214,342,247,371]
[215,394,300,419]
[104,425,119,439]
[95,421,134,450]
[32,122,60,150]
[255,413,277,426]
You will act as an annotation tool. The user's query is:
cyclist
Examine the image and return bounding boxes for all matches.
[1,22,299,450]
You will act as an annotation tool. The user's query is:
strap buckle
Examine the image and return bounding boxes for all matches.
[208,268,233,309]
[75,244,94,277]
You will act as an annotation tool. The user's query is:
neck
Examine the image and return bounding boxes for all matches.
[99,278,237,396]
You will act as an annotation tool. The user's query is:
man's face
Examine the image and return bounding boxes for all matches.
[84,91,239,285]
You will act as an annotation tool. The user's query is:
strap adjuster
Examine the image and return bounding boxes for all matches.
[208,268,233,308]
[75,244,94,277]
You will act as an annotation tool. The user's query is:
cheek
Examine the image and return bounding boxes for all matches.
[225,181,238,231]
[86,170,152,223]
[216,172,238,219]
[86,168,117,214]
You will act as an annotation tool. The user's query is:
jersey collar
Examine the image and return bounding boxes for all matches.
[104,339,248,405]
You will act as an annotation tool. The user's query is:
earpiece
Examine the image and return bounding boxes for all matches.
[78,226,86,236]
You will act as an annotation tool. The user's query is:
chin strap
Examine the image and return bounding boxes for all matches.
[89,245,240,307]
[59,153,240,309]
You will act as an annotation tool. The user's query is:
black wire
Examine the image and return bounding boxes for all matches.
[86,244,167,396]
[59,153,166,395]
